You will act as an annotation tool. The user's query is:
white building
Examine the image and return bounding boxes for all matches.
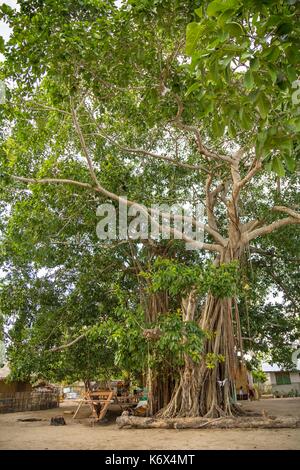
[262,361,300,396]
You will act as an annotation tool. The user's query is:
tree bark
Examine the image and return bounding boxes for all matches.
[158,294,242,418]
[158,240,245,418]
[144,291,175,415]
[116,415,300,429]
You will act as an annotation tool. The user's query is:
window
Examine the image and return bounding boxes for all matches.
[275,372,291,385]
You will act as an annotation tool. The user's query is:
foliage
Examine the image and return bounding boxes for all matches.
[185,0,300,175]
[89,305,205,375]
[0,0,298,387]
[143,257,239,298]
[252,369,267,384]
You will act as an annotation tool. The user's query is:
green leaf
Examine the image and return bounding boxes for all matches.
[256,93,270,119]
[217,9,235,26]
[268,66,277,84]
[264,160,273,173]
[279,139,292,155]
[255,131,269,158]
[0,36,4,54]
[185,82,201,96]
[185,22,203,56]
[195,7,203,18]
[239,108,252,130]
[228,120,237,137]
[207,0,239,17]
[289,118,300,132]
[212,118,224,138]
[250,57,259,71]
[220,55,234,68]
[284,154,296,172]
[244,70,254,89]
[224,22,243,36]
[272,156,285,177]
[286,66,297,83]
[207,0,224,17]
[264,46,280,62]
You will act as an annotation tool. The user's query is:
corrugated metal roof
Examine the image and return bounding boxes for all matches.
[262,362,281,372]
[262,361,300,372]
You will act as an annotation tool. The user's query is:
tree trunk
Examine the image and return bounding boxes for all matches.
[158,239,246,418]
[159,294,241,418]
[144,291,175,415]
[116,415,300,429]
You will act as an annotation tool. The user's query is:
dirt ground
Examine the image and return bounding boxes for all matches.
[0,398,300,450]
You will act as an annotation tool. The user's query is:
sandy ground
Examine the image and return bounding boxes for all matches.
[0,398,300,450]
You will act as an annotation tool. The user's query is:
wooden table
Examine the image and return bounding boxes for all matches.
[73,390,142,422]
[73,390,115,422]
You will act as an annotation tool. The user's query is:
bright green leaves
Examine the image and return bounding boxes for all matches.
[252,369,267,384]
[223,21,243,37]
[244,70,254,90]
[96,306,204,370]
[0,36,4,54]
[212,117,225,137]
[284,154,296,172]
[185,22,204,55]
[156,312,204,365]
[239,107,252,131]
[256,93,270,120]
[257,125,297,176]
[272,156,286,177]
[184,0,300,176]
[144,258,239,299]
[207,0,240,17]
[205,261,239,298]
[185,81,201,96]
[205,352,225,369]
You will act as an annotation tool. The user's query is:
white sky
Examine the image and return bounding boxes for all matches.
[0,0,18,61]
[0,0,18,39]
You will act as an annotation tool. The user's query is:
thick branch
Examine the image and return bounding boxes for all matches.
[71,104,101,187]
[245,216,300,242]
[26,101,72,116]
[173,94,233,164]
[205,174,224,233]
[237,159,262,190]
[273,206,300,221]
[49,333,86,352]
[12,175,93,191]
[90,128,205,171]
[12,174,222,252]
[241,220,261,233]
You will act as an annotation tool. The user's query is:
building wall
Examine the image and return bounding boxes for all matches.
[269,372,277,385]
[271,383,300,394]
[264,373,272,386]
[290,372,300,384]
[0,390,59,413]
[266,371,300,395]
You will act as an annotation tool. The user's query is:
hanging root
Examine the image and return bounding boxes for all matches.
[158,295,247,419]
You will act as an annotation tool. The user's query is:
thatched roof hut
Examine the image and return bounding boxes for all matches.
[0,364,32,393]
